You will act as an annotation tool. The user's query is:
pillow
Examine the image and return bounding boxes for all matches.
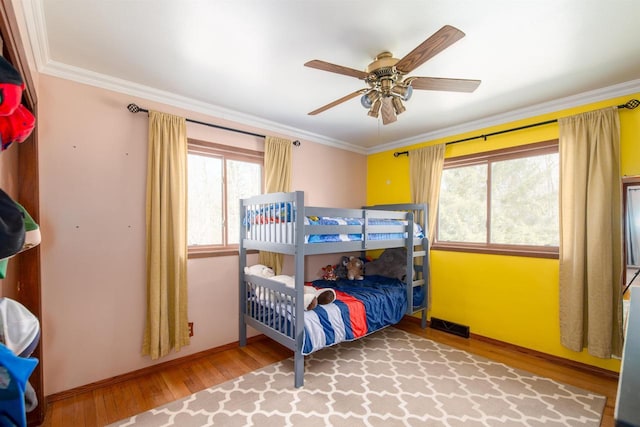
[244,264,275,278]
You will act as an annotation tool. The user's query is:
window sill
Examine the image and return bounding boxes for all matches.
[431,243,559,259]
[188,248,258,259]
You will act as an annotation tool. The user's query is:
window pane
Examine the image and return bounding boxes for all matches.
[491,153,559,246]
[438,164,487,243]
[226,160,262,244]
[188,154,222,246]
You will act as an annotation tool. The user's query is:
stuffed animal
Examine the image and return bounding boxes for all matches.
[334,256,350,279]
[321,264,337,281]
[346,256,364,280]
[363,247,412,280]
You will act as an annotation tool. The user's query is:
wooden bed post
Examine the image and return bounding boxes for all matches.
[406,212,415,313]
[421,236,429,329]
[239,197,248,347]
[293,191,305,387]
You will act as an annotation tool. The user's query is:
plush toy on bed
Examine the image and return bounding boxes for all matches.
[321,264,337,281]
[334,256,350,279]
[346,256,364,280]
[363,247,411,280]
[244,264,335,310]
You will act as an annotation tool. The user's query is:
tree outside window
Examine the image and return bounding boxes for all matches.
[187,140,263,255]
[435,140,559,258]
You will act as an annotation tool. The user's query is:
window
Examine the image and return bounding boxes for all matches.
[188,139,263,256]
[434,140,559,258]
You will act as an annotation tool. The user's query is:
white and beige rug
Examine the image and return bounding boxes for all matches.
[110,328,606,427]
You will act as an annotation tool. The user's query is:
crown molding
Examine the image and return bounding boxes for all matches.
[19,1,367,154]
[36,57,640,158]
[368,79,640,155]
[41,59,368,154]
[19,0,48,72]
[20,0,640,157]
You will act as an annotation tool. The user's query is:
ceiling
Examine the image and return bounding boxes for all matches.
[19,1,640,153]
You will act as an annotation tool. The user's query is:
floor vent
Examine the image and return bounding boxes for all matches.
[429,317,470,338]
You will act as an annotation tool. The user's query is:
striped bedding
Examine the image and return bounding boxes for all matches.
[248,276,424,355]
[302,276,409,354]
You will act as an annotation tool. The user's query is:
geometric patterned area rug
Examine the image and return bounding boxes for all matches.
[108,327,606,427]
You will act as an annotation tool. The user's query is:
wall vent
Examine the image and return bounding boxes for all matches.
[429,317,470,338]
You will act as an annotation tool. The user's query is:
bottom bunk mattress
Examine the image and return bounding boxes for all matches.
[248,276,424,355]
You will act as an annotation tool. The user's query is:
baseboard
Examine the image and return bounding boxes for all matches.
[401,315,619,381]
[46,334,271,403]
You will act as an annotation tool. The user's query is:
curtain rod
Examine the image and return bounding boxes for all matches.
[126,103,301,146]
[393,98,640,157]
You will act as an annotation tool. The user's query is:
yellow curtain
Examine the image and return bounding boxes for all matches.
[409,144,446,244]
[258,136,292,274]
[558,106,623,358]
[142,111,190,360]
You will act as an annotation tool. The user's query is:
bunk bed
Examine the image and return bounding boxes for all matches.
[238,191,429,387]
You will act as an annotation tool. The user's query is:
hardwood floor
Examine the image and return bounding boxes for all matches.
[40,317,619,427]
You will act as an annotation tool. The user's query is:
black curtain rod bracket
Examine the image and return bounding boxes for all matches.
[393,98,639,157]
[127,103,300,146]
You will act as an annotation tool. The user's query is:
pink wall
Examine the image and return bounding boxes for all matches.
[37,74,366,395]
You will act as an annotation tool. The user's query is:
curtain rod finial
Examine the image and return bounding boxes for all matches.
[623,99,639,110]
[293,140,301,147]
[127,103,141,113]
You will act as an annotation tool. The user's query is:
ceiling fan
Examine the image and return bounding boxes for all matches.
[304,25,481,125]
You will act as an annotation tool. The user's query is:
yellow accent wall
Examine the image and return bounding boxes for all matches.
[367,93,640,372]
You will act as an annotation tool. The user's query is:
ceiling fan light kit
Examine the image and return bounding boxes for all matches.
[391,84,413,101]
[391,97,406,115]
[361,89,381,108]
[368,99,382,118]
[304,25,481,125]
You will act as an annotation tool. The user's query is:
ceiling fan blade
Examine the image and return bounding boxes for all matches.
[304,60,369,80]
[308,89,367,115]
[381,97,397,125]
[395,25,465,74]
[409,77,481,92]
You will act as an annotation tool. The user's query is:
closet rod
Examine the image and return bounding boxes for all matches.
[393,98,640,157]
[126,103,301,146]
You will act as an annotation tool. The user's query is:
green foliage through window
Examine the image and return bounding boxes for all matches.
[187,141,263,251]
[436,140,559,255]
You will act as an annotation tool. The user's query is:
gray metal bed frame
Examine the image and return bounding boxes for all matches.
[238,191,429,387]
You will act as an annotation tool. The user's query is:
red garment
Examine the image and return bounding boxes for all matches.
[0,104,35,151]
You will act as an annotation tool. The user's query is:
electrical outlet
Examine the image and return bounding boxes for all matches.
[188,322,194,337]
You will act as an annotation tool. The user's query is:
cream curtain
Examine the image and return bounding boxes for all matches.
[142,111,190,360]
[258,136,292,274]
[558,106,623,358]
[409,144,446,244]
